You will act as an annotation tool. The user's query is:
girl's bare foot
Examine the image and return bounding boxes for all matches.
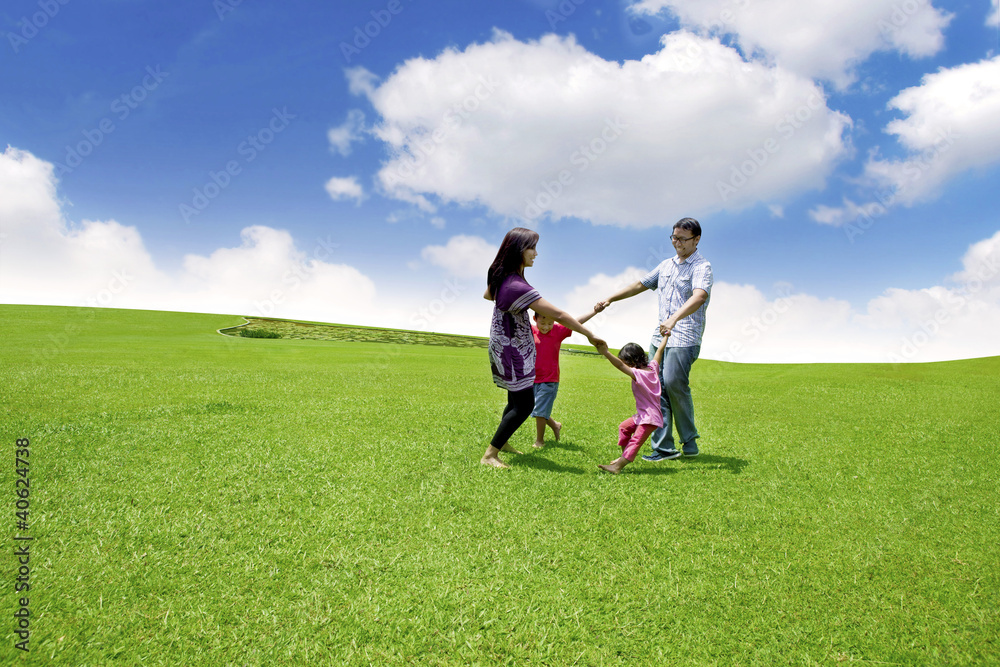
[552,421,562,441]
[598,457,628,474]
[500,444,523,455]
[481,454,509,468]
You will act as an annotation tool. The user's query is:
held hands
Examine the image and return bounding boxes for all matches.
[585,309,606,349]
[594,300,610,313]
[660,313,681,337]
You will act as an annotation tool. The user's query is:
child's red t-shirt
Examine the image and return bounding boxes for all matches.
[532,323,572,383]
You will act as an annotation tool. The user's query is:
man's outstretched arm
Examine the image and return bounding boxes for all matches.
[595,281,647,312]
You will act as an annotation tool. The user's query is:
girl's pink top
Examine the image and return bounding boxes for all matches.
[631,361,664,427]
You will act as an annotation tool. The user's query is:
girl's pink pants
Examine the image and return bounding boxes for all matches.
[618,417,659,462]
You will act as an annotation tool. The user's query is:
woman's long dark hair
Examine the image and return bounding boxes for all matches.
[487,227,539,300]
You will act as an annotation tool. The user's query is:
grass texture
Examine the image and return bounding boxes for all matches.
[1,305,998,665]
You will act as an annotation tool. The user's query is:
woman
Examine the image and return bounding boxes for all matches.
[482,227,605,468]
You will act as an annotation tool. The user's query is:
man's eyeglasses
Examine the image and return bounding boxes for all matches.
[670,234,695,242]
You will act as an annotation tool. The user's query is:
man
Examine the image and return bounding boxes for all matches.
[595,217,713,461]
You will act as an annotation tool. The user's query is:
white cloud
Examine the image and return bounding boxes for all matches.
[809,198,886,227]
[562,268,868,362]
[717,246,1000,362]
[630,0,952,87]
[0,147,61,225]
[948,229,1000,287]
[324,176,364,203]
[562,267,659,347]
[5,146,998,365]
[863,56,1000,205]
[811,56,1000,227]
[566,232,1000,363]
[990,0,999,26]
[345,66,378,97]
[855,244,1000,364]
[0,148,501,338]
[809,204,847,226]
[363,30,850,228]
[0,147,164,307]
[176,225,378,322]
[328,109,366,156]
[0,147,384,327]
[420,235,496,279]
[703,283,862,363]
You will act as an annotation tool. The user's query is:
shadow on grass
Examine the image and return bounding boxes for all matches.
[682,453,749,475]
[509,452,587,474]
[537,438,585,452]
[614,465,675,476]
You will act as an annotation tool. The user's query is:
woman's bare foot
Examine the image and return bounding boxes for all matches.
[532,441,546,449]
[481,454,509,468]
[598,463,620,474]
[552,421,562,441]
[500,444,523,455]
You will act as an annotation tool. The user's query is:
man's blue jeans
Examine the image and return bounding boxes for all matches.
[647,343,700,455]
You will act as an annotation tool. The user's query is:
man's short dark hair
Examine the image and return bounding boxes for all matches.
[674,217,701,238]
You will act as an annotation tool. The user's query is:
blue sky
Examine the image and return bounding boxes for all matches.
[2,0,999,362]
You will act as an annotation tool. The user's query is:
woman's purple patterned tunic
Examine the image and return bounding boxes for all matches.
[489,274,541,391]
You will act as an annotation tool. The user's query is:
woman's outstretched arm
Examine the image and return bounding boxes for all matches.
[595,342,635,380]
[529,297,605,349]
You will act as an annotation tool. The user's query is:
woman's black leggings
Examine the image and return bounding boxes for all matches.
[490,387,535,449]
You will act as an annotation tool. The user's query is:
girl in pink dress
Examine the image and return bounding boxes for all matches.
[595,335,670,474]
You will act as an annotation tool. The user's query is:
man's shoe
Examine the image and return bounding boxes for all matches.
[682,443,699,457]
[642,450,682,462]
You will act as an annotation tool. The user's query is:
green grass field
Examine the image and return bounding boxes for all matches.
[2,305,998,665]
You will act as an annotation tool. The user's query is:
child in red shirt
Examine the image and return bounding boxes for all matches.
[531,307,599,448]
